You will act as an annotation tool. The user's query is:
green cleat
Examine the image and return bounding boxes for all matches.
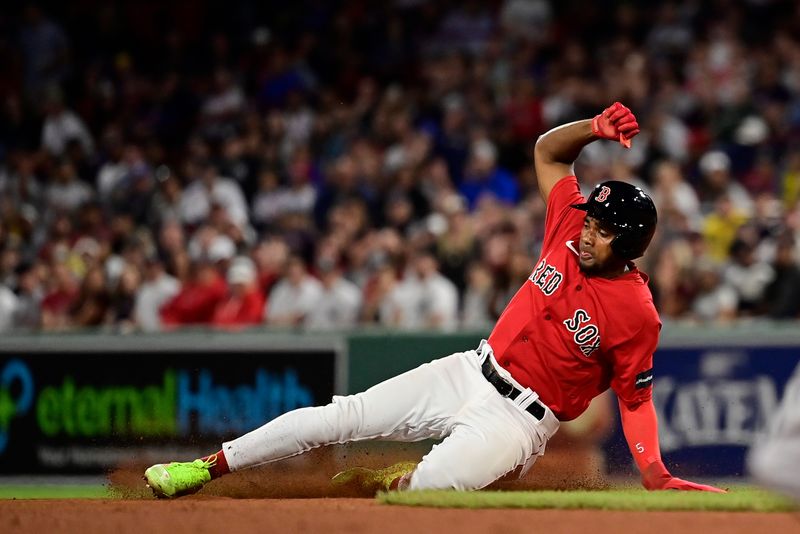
[331,461,417,494]
[144,457,215,498]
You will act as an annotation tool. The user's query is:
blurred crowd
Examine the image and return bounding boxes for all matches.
[2,0,800,334]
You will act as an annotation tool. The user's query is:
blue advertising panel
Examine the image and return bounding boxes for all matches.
[605,346,800,477]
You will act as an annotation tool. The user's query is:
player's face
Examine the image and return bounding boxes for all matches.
[579,216,617,273]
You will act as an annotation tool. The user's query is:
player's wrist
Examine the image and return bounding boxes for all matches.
[640,460,671,490]
[590,115,606,140]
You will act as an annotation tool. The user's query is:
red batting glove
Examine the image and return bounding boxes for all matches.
[642,462,727,493]
[591,102,640,148]
[661,477,728,493]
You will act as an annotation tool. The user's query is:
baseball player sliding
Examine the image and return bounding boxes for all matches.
[144,102,725,497]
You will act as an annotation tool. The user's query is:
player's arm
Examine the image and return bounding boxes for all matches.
[533,103,640,203]
[610,313,725,493]
[618,397,727,493]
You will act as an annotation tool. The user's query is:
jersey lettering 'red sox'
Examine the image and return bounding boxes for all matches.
[488,176,660,421]
[562,309,601,357]
[529,260,563,296]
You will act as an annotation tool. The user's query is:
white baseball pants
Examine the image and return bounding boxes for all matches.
[222,345,560,490]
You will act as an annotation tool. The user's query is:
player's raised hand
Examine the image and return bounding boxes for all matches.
[591,102,640,148]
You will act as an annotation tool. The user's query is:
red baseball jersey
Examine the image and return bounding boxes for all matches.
[487,176,660,421]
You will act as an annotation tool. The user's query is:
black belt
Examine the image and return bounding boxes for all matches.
[481,356,546,420]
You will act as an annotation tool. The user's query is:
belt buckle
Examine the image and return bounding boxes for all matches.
[498,378,514,398]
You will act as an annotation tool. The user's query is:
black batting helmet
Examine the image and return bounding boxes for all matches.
[570,181,657,260]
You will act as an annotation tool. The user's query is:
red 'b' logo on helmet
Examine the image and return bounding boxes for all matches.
[596,186,611,202]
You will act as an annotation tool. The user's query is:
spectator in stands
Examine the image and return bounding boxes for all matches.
[179,159,249,230]
[95,127,126,201]
[187,224,236,266]
[650,160,701,231]
[0,282,18,333]
[160,260,227,327]
[41,263,79,330]
[313,154,367,231]
[200,68,245,139]
[696,150,753,216]
[134,256,180,332]
[646,107,691,164]
[265,255,322,326]
[281,145,317,218]
[436,193,476,293]
[780,150,800,209]
[212,256,264,329]
[702,195,749,262]
[69,265,110,327]
[251,168,286,229]
[157,219,186,262]
[12,261,42,329]
[45,159,93,214]
[147,168,183,229]
[690,259,738,324]
[360,262,399,325]
[105,146,155,225]
[461,261,493,330]
[305,251,361,330]
[723,236,775,316]
[0,244,22,289]
[742,154,778,197]
[651,239,690,319]
[1,152,43,216]
[435,96,470,185]
[387,248,459,331]
[761,234,800,318]
[251,236,288,297]
[459,137,518,210]
[219,135,258,198]
[383,191,416,236]
[280,92,316,163]
[109,264,141,331]
[40,87,94,158]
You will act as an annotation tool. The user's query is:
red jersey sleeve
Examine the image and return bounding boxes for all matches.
[609,317,660,407]
[542,176,585,250]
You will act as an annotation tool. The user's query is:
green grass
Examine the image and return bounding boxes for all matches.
[378,487,798,512]
[0,485,111,499]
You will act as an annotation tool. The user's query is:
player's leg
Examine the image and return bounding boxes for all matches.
[747,362,800,500]
[222,350,478,469]
[145,350,477,497]
[402,386,558,490]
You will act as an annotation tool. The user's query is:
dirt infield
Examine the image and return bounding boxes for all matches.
[3,445,797,534]
[2,498,799,534]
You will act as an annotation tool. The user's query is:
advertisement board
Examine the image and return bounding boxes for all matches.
[605,346,800,477]
[0,337,341,474]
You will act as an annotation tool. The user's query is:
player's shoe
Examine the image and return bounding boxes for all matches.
[331,461,417,493]
[144,457,215,498]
